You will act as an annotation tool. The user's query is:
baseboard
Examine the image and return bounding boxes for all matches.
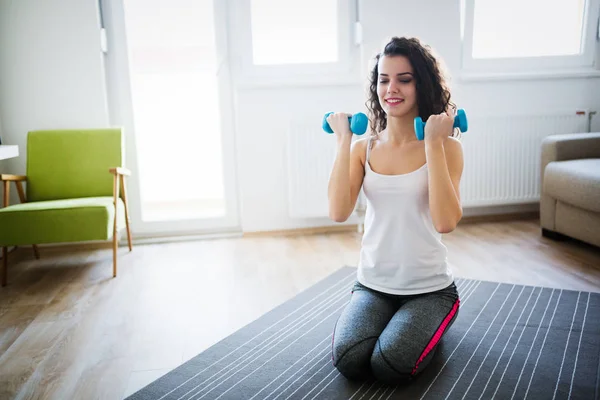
[458,203,540,224]
[31,241,113,252]
[131,231,242,245]
[242,224,359,238]
[459,211,539,224]
[463,202,539,215]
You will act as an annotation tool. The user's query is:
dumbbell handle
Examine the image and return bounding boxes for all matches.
[414,109,468,140]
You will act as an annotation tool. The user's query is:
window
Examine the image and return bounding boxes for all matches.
[229,0,360,85]
[460,0,600,74]
[250,0,338,65]
[118,0,236,225]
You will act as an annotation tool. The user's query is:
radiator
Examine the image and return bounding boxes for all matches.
[460,112,589,207]
[286,120,340,218]
[286,112,590,218]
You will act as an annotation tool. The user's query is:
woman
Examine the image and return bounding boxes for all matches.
[327,36,463,385]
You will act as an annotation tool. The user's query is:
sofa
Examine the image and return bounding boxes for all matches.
[540,132,600,248]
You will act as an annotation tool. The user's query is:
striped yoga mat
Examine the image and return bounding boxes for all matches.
[127,267,600,400]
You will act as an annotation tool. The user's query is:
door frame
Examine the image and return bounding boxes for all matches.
[100,0,241,239]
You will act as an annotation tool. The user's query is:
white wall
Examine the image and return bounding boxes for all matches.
[0,0,599,234]
[0,0,110,203]
[0,115,6,174]
[0,116,8,179]
[233,84,366,231]
[359,0,462,79]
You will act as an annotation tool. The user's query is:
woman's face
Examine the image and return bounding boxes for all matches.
[376,55,418,118]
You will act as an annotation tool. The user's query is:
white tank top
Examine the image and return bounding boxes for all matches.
[357,135,454,295]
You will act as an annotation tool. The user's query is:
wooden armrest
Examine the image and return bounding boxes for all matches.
[109,167,131,176]
[1,174,27,182]
[2,175,27,207]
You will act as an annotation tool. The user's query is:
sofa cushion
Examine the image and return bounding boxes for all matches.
[0,196,125,246]
[543,158,600,213]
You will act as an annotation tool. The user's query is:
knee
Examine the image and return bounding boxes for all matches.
[331,333,377,381]
[370,339,437,385]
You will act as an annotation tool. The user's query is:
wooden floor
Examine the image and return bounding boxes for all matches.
[0,218,599,399]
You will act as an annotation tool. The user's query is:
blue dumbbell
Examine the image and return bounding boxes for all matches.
[414,109,468,141]
[323,112,368,135]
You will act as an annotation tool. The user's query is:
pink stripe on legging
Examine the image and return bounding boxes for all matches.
[412,298,460,375]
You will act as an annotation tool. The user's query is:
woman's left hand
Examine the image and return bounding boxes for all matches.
[424,109,455,145]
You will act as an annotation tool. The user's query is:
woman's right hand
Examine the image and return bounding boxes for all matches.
[326,113,353,140]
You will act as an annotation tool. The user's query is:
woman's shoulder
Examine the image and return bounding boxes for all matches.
[350,136,372,161]
[351,136,371,149]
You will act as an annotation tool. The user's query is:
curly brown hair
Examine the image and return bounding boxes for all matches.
[365,37,458,138]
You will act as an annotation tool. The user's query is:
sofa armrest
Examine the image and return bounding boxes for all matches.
[541,132,600,178]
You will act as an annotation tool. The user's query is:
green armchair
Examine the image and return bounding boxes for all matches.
[0,128,133,286]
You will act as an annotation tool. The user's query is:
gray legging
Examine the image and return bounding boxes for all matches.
[331,280,460,386]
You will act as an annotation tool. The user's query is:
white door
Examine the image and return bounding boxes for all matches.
[102,0,240,237]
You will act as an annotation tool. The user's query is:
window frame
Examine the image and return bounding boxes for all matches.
[460,0,600,75]
[227,0,361,87]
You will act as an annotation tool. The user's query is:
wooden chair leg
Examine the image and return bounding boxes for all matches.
[3,181,9,208]
[32,245,40,259]
[113,173,119,278]
[2,247,7,287]
[11,181,41,260]
[113,233,118,278]
[120,175,133,252]
[125,222,132,252]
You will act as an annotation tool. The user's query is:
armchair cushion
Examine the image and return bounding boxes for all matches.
[26,129,123,202]
[543,158,600,213]
[0,197,125,246]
